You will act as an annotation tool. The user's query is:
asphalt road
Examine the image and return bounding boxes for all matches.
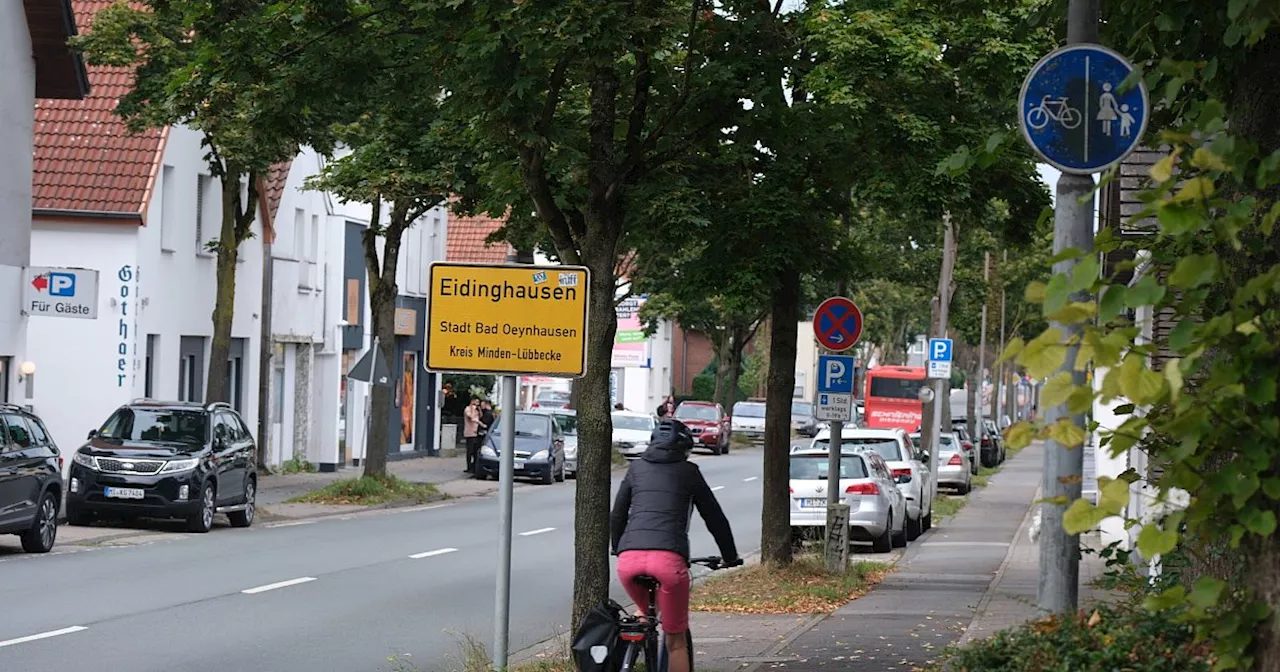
[0,447,766,672]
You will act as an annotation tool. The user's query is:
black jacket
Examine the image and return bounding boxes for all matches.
[610,440,738,562]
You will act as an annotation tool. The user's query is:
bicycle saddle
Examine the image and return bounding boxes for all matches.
[633,574,660,590]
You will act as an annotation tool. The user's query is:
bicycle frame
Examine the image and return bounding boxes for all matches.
[617,557,728,671]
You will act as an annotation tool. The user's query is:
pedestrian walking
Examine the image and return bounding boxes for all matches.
[463,398,485,473]
[479,400,495,438]
[657,395,675,418]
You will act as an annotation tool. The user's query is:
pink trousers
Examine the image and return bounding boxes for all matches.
[617,550,691,633]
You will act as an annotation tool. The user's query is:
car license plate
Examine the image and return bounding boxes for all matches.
[105,487,145,500]
[799,498,825,508]
[514,459,526,469]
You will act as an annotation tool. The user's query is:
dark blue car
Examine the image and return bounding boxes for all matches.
[475,412,566,485]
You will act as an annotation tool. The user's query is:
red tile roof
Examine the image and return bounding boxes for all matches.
[31,0,165,220]
[447,212,513,264]
[255,160,292,244]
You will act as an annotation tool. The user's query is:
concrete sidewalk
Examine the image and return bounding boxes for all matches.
[686,442,1112,672]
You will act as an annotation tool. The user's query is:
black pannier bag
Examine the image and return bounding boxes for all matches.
[571,599,626,672]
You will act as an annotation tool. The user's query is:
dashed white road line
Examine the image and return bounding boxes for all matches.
[0,626,88,648]
[409,547,459,559]
[710,486,726,492]
[921,542,1009,547]
[519,527,556,537]
[267,520,315,529]
[743,477,758,482]
[241,577,318,595]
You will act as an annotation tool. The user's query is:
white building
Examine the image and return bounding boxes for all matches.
[29,60,266,463]
[337,193,450,467]
[1,0,86,407]
[260,152,345,470]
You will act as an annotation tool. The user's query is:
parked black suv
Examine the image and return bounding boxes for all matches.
[0,404,62,553]
[67,400,257,533]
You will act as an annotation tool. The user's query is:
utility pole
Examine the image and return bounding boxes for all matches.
[976,251,990,442]
[1038,0,1100,616]
[995,250,1008,424]
[926,212,956,515]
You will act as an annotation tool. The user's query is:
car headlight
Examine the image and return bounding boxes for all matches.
[564,445,577,458]
[72,452,99,471]
[480,445,497,458]
[532,450,549,461]
[159,458,200,474]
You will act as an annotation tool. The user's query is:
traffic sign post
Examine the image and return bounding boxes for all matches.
[813,298,861,574]
[425,262,591,377]
[927,338,953,380]
[813,297,863,353]
[1018,44,1149,175]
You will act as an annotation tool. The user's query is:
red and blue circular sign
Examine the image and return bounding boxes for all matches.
[814,296,863,352]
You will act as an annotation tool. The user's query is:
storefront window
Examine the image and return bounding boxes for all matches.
[400,353,416,445]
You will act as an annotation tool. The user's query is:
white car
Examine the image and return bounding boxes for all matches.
[612,411,656,460]
[731,401,766,441]
[788,448,907,552]
[911,432,970,494]
[808,426,934,540]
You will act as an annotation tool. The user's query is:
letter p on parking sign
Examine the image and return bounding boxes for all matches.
[817,355,855,395]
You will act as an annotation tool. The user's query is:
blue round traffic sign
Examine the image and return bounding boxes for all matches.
[813,296,862,352]
[1018,44,1149,174]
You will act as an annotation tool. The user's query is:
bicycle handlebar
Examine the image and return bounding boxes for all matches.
[689,556,744,570]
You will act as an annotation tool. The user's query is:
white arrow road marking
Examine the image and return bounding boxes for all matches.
[519,527,556,537]
[409,548,459,559]
[242,577,317,595]
[0,626,88,648]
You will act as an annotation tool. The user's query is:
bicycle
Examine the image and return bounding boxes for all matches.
[615,556,740,672]
[1026,94,1082,130]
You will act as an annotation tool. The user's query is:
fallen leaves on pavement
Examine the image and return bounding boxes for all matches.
[690,555,892,614]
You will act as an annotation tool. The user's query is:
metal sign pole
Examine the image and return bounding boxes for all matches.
[493,374,517,668]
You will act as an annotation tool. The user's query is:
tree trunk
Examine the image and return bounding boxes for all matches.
[360,200,409,480]
[760,268,800,566]
[1227,34,1280,672]
[205,178,243,404]
[713,328,730,407]
[725,323,749,411]
[571,235,621,633]
[965,347,978,447]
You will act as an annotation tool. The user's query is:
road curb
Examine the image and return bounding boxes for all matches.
[953,482,1042,648]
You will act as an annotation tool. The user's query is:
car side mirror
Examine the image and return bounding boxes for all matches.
[87,429,98,439]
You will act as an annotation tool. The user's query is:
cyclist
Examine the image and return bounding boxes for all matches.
[610,418,740,672]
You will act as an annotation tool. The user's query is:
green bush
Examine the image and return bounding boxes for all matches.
[691,373,717,401]
[940,604,1213,672]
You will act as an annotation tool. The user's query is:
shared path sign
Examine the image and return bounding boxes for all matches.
[1017,44,1149,174]
[425,262,591,377]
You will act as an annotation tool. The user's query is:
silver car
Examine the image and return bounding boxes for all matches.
[912,432,971,494]
[612,411,656,460]
[788,448,907,553]
[541,410,578,477]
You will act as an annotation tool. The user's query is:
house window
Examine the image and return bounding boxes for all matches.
[145,335,158,398]
[178,354,197,402]
[196,174,215,255]
[160,166,176,252]
[293,208,306,260]
[178,336,206,402]
[308,214,320,288]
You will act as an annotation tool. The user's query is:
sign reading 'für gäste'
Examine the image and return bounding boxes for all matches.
[425,262,591,377]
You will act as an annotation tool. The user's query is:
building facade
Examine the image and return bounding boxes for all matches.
[1,0,86,408]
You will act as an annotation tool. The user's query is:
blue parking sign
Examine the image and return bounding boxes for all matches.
[817,355,856,395]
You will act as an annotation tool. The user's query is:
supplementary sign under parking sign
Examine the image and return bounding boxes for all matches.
[426,262,590,377]
[927,338,953,380]
[816,393,853,422]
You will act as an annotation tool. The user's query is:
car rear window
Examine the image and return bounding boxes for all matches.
[814,437,903,461]
[789,455,868,480]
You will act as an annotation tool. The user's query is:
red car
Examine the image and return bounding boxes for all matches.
[673,401,730,455]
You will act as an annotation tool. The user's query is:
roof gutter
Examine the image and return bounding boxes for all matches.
[32,208,144,222]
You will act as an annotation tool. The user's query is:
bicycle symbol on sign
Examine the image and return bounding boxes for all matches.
[1026,95,1083,130]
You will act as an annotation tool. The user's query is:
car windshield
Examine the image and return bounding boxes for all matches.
[814,436,903,461]
[549,413,577,435]
[612,414,653,432]
[733,402,766,418]
[790,455,868,480]
[491,413,551,438]
[791,401,813,416]
[675,404,718,421]
[98,408,208,445]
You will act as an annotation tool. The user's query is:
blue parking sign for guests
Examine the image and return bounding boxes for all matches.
[1018,44,1149,174]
